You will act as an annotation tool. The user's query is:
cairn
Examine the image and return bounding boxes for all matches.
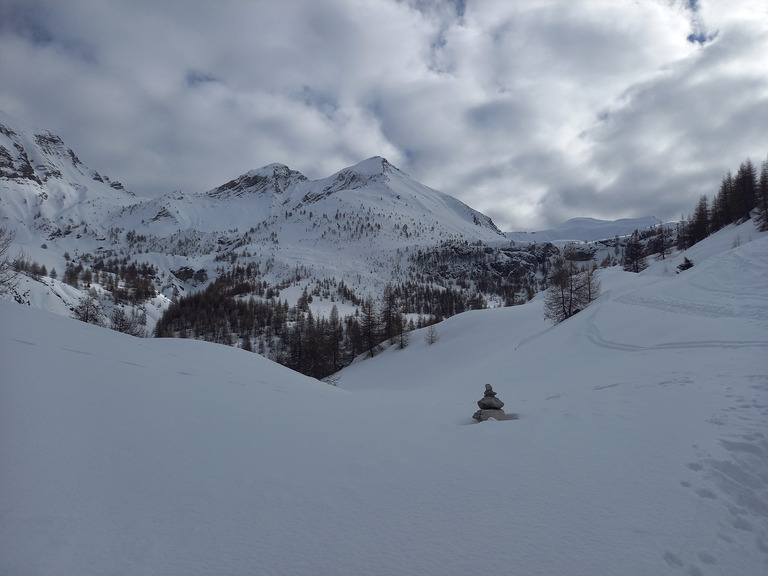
[472,384,506,422]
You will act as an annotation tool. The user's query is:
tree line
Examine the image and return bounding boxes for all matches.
[153,271,445,380]
[61,254,157,305]
[677,155,768,248]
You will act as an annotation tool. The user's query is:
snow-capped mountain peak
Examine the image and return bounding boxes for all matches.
[0,110,130,194]
[206,163,307,199]
[346,155,400,177]
[0,111,138,243]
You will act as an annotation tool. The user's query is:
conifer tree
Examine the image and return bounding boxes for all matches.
[359,297,381,357]
[424,322,439,345]
[690,195,710,244]
[395,313,411,349]
[712,171,734,230]
[380,283,399,343]
[755,156,768,232]
[623,230,647,273]
[326,305,345,373]
[345,316,363,360]
[675,217,691,251]
[649,223,672,260]
[732,159,758,222]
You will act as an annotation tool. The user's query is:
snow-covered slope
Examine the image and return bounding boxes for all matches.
[2,221,766,575]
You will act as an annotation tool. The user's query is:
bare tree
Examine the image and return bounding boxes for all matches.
[72,288,103,325]
[395,313,410,349]
[424,322,439,345]
[579,261,601,305]
[0,227,21,299]
[544,256,572,324]
[544,244,601,324]
[109,306,147,337]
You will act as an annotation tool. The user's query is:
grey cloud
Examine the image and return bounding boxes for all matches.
[0,0,766,230]
[185,71,220,88]
[580,20,768,224]
[465,99,533,136]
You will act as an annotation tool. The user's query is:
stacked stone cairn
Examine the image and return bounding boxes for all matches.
[472,384,506,422]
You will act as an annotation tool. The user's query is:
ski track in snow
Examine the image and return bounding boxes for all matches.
[585,318,768,352]
[613,290,768,323]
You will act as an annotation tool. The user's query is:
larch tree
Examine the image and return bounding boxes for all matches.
[73,289,103,325]
[110,306,147,337]
[326,304,345,373]
[395,313,410,349]
[650,223,672,260]
[755,155,768,232]
[359,296,381,357]
[623,230,647,273]
[731,159,758,222]
[690,195,710,244]
[0,227,20,299]
[424,322,439,345]
[544,244,601,324]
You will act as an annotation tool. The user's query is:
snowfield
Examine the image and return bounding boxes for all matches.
[1,222,767,575]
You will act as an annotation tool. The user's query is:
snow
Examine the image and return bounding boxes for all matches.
[506,215,663,243]
[1,222,767,575]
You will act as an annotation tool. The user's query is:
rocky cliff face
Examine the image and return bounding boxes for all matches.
[207,164,307,199]
[0,113,128,192]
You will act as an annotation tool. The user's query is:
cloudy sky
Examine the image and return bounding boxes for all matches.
[1,0,766,230]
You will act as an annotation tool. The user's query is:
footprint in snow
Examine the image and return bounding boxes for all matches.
[694,488,717,500]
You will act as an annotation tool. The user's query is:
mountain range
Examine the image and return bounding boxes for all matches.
[1,110,661,338]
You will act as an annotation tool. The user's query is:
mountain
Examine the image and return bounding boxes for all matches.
[119,155,504,245]
[1,110,509,293]
[0,110,136,243]
[1,111,667,373]
[2,220,766,575]
[505,216,663,243]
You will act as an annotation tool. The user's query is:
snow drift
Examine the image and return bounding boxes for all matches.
[1,222,767,575]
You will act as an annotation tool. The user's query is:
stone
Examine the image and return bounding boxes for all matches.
[477,384,504,410]
[477,395,504,409]
[473,409,506,422]
[473,384,506,420]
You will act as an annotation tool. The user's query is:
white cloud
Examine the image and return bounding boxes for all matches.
[1,0,766,230]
